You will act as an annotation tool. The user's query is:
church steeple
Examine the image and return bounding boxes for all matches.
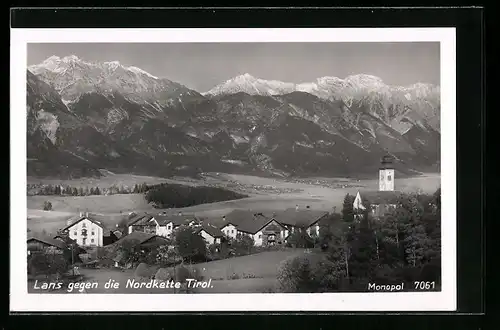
[379,153,395,191]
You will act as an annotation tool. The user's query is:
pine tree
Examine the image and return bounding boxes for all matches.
[341,193,355,223]
[325,223,351,283]
[78,187,84,196]
[347,214,377,288]
[95,187,101,195]
[84,186,90,196]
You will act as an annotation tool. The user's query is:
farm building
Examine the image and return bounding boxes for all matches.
[27,235,66,255]
[219,210,287,247]
[353,154,402,219]
[126,212,200,238]
[271,207,329,239]
[194,224,224,245]
[113,231,169,247]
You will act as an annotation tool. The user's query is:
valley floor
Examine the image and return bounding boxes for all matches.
[26,172,440,235]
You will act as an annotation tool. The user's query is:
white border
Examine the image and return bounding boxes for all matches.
[10,28,456,312]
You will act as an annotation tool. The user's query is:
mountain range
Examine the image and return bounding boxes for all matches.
[26,55,441,179]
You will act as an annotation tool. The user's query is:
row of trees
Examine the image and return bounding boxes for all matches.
[277,188,442,292]
[29,183,150,197]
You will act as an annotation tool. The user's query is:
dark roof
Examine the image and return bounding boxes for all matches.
[195,224,224,238]
[112,231,171,248]
[27,235,67,250]
[272,209,329,228]
[359,191,402,205]
[128,213,199,227]
[61,216,105,231]
[127,213,154,226]
[221,210,274,234]
[140,236,171,248]
[154,214,199,226]
[113,231,155,246]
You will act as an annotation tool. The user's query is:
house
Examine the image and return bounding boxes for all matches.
[112,231,170,249]
[272,207,329,241]
[219,210,287,246]
[353,154,402,219]
[127,212,200,238]
[60,212,105,247]
[155,213,200,237]
[27,235,66,255]
[194,224,224,245]
[126,213,157,235]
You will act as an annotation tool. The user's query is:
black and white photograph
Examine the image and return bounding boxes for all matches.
[11,28,456,312]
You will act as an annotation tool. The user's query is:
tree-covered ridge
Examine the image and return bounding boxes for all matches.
[144,183,248,209]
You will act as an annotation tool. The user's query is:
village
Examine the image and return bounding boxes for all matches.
[26,155,442,293]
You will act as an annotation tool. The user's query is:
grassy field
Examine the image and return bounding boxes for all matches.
[27,193,153,214]
[184,249,310,280]
[27,249,314,294]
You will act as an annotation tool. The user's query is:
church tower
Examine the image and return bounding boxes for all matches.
[379,154,395,191]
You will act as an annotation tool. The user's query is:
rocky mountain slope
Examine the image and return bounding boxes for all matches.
[27,56,441,179]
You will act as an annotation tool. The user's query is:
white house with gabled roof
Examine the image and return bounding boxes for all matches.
[61,212,104,247]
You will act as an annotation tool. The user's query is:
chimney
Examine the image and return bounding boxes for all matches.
[295,204,299,211]
[79,211,83,217]
[85,212,88,217]
[178,211,182,216]
[222,215,226,221]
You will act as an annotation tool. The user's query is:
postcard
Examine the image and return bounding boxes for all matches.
[10,27,456,312]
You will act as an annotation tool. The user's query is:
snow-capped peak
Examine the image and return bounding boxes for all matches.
[30,55,160,82]
[62,55,81,62]
[28,55,176,103]
[128,66,158,79]
[204,73,296,96]
[204,72,439,103]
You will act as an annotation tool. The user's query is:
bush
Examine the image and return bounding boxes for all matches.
[175,265,191,283]
[43,201,53,211]
[155,268,173,282]
[227,272,240,280]
[286,230,315,248]
[174,226,207,262]
[188,266,204,281]
[134,262,153,279]
[28,253,68,278]
[276,255,318,293]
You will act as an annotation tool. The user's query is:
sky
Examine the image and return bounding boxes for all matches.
[28,43,440,92]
